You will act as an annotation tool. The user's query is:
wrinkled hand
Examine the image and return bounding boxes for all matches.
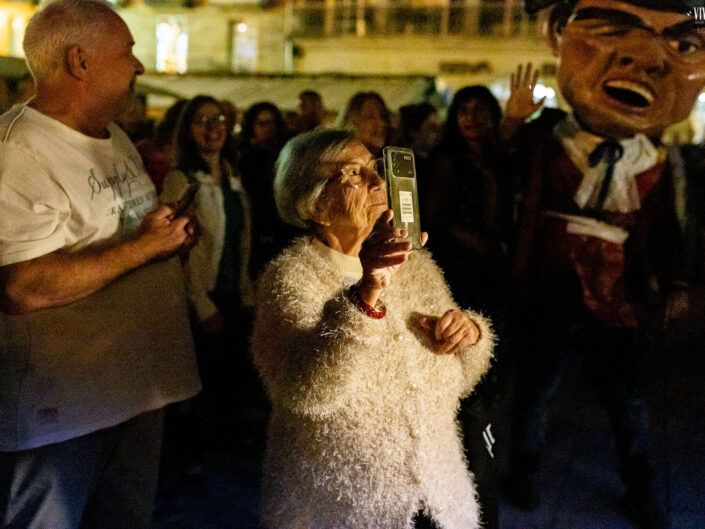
[358,210,412,306]
[663,289,689,330]
[135,205,192,261]
[506,62,546,122]
[418,308,480,355]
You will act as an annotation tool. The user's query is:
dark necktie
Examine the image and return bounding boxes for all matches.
[588,140,624,210]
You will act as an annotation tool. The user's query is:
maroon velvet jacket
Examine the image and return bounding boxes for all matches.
[512,110,685,327]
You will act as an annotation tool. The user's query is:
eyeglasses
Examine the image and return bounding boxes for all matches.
[567,11,705,66]
[334,158,384,189]
[193,114,227,129]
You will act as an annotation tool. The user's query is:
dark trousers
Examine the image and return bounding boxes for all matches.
[510,316,654,491]
[462,393,499,529]
[0,409,163,529]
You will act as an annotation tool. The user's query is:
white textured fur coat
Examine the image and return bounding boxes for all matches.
[251,237,494,529]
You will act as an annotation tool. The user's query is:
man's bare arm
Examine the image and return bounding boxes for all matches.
[1,205,192,314]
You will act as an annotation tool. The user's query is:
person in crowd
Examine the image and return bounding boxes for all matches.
[0,1,201,527]
[160,95,255,451]
[116,92,153,142]
[239,101,301,280]
[423,85,511,529]
[337,91,392,157]
[240,101,288,152]
[426,85,510,312]
[298,89,325,132]
[502,0,704,526]
[282,109,301,136]
[397,102,441,160]
[0,77,11,113]
[396,102,442,188]
[9,74,35,106]
[251,128,495,529]
[219,99,240,166]
[136,98,187,193]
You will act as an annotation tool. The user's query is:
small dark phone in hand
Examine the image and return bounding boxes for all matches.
[170,183,199,217]
[382,146,423,250]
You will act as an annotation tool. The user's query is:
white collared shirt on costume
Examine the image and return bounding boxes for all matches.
[553,113,659,214]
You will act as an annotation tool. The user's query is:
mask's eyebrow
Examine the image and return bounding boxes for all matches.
[663,19,705,39]
[570,7,654,33]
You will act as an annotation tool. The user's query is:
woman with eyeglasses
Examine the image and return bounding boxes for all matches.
[251,128,494,529]
[160,95,255,456]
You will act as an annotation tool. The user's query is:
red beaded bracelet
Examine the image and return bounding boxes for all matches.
[346,283,386,319]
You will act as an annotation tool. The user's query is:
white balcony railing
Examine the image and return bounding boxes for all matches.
[284,0,544,39]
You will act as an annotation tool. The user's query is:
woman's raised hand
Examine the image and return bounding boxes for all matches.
[358,210,412,307]
[506,62,545,122]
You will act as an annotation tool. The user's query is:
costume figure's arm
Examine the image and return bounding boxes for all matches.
[251,255,383,417]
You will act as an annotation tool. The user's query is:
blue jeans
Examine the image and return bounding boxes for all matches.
[0,408,163,529]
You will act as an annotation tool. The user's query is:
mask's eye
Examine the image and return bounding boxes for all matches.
[668,36,704,56]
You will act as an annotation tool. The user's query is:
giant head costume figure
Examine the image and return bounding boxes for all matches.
[529,0,705,139]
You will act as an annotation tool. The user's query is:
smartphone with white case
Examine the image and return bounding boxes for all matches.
[382,146,423,250]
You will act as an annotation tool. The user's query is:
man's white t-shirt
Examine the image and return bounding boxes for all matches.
[0,105,201,451]
[0,105,158,264]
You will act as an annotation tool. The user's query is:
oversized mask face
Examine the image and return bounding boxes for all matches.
[550,0,705,138]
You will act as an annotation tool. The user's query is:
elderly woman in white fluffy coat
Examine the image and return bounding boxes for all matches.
[251,129,494,529]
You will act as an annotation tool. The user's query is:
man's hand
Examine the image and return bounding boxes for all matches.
[418,309,480,355]
[133,205,193,262]
[0,205,196,315]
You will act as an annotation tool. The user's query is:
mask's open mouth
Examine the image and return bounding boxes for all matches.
[603,81,653,108]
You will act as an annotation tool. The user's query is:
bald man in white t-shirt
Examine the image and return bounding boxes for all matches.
[0,1,201,527]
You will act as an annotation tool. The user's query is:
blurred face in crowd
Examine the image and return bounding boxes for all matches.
[416,112,442,155]
[252,109,278,146]
[190,102,227,155]
[299,94,324,129]
[457,99,495,145]
[317,141,388,237]
[351,98,388,155]
[552,0,705,138]
[89,11,145,120]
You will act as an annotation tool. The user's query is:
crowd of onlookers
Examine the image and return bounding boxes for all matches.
[5,0,705,527]
[108,86,518,526]
[5,64,704,528]
[105,84,705,529]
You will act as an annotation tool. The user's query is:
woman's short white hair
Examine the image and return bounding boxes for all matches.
[23,0,115,83]
[274,129,356,229]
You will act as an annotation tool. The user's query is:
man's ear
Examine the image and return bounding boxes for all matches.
[546,4,571,57]
[66,45,88,80]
